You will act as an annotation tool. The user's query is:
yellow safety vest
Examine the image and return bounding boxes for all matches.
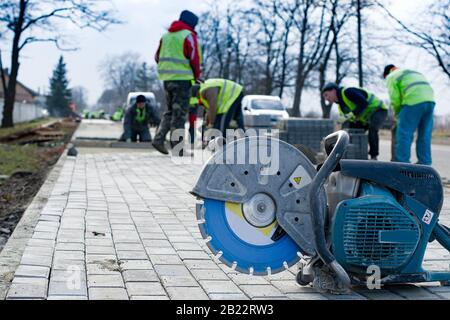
[199,79,243,115]
[340,87,387,123]
[158,30,195,81]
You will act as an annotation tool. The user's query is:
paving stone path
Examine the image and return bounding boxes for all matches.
[2,148,450,300]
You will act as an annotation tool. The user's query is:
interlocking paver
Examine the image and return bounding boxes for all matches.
[125,282,166,296]
[123,270,159,282]
[88,274,124,288]
[160,276,199,287]
[89,288,129,300]
[166,287,209,300]
[14,265,50,279]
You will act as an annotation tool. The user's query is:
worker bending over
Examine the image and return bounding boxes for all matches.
[322,83,388,160]
[383,65,435,166]
[192,79,245,135]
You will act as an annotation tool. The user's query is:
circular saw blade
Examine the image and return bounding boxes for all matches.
[198,198,301,275]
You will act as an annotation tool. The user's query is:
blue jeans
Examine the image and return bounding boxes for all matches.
[396,102,435,165]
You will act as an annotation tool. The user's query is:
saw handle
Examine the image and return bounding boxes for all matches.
[309,130,351,288]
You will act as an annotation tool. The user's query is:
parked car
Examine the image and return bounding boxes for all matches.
[242,95,289,128]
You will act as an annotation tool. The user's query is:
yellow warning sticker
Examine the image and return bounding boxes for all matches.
[293,177,302,185]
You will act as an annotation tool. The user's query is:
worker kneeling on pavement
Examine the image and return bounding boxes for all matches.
[192,79,245,135]
[120,95,161,143]
[322,83,388,160]
[383,65,435,166]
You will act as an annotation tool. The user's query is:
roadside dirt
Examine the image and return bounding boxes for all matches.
[0,119,78,252]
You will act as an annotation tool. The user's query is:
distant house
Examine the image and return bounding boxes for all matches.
[0,69,38,103]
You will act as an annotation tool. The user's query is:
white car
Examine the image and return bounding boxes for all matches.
[242,95,290,128]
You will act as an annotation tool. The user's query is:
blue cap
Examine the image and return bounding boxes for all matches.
[180,10,199,29]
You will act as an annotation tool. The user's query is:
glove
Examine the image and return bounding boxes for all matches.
[337,112,355,124]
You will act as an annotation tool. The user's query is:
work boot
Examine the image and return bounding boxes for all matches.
[371,156,378,161]
[152,142,169,155]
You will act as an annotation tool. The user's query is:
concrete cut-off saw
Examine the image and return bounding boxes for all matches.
[191,130,450,293]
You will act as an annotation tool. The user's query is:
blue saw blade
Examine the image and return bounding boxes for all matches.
[199,198,301,275]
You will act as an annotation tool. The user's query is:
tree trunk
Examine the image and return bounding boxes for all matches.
[2,1,26,128]
[292,49,305,117]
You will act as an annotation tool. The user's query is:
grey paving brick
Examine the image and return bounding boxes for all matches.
[89,288,129,300]
[150,255,183,265]
[178,251,211,261]
[48,281,88,296]
[85,238,114,247]
[229,274,271,286]
[287,293,329,300]
[270,280,318,294]
[20,254,53,268]
[51,269,86,283]
[209,293,249,300]
[166,287,209,300]
[130,295,169,300]
[239,285,285,298]
[86,246,116,255]
[14,265,51,279]
[119,260,153,271]
[184,260,219,270]
[172,242,204,251]
[126,282,166,296]
[154,265,191,277]
[47,295,88,300]
[88,274,124,288]
[32,231,57,240]
[388,285,443,300]
[55,243,85,252]
[115,243,145,251]
[199,280,243,295]
[143,239,172,247]
[86,254,118,264]
[160,276,199,287]
[27,239,55,248]
[145,247,177,255]
[12,278,48,286]
[117,251,148,260]
[139,233,167,240]
[190,269,230,281]
[54,251,85,261]
[123,270,159,282]
[52,259,86,271]
[7,283,48,300]
[357,289,406,300]
[87,263,122,275]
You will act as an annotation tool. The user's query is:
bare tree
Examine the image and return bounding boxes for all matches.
[98,52,141,112]
[291,0,335,117]
[376,0,450,79]
[318,0,355,118]
[71,86,89,111]
[0,0,120,128]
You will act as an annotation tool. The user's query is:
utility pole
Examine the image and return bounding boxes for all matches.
[357,0,364,87]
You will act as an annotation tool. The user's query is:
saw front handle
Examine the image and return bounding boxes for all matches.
[309,130,352,288]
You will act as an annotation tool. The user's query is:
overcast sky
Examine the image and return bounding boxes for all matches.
[1,0,449,115]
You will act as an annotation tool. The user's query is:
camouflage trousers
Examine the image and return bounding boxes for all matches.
[153,80,191,147]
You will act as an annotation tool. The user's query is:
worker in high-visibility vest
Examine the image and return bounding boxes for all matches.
[192,79,244,135]
[119,95,161,143]
[152,10,202,155]
[322,83,388,160]
[383,65,435,165]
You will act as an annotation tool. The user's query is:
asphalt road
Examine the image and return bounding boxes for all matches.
[379,139,450,180]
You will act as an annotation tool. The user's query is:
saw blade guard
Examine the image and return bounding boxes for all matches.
[192,136,327,274]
